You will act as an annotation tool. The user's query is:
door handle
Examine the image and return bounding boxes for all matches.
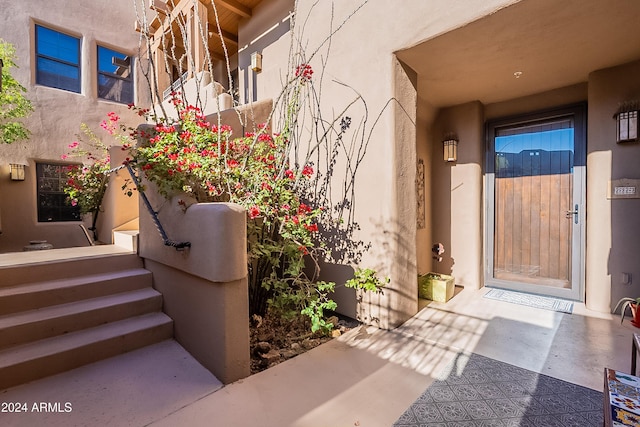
[565,204,579,224]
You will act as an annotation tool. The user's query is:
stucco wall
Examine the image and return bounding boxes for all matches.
[587,60,640,312]
[138,192,250,384]
[234,0,521,327]
[415,95,438,275]
[0,0,147,252]
[431,102,484,289]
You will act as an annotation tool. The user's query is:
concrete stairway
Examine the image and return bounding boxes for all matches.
[0,250,172,390]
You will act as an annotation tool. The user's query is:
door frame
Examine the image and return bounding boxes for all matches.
[484,103,586,301]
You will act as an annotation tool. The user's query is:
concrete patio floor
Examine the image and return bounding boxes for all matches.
[0,286,634,426]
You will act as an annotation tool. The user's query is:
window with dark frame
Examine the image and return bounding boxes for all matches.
[36,163,81,222]
[35,24,81,93]
[97,45,133,104]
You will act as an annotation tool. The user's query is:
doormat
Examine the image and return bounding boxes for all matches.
[393,353,602,426]
[483,288,574,314]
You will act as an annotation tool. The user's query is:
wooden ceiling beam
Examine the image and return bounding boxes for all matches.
[209,29,238,46]
[212,0,252,19]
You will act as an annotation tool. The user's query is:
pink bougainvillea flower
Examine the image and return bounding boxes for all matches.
[285,169,294,179]
[68,141,79,149]
[60,154,68,160]
[227,159,239,168]
[302,165,314,177]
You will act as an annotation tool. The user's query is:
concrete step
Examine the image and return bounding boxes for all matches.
[0,288,163,350]
[113,230,139,252]
[0,312,173,390]
[0,250,143,288]
[0,268,152,316]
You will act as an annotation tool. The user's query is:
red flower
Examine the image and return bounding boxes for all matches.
[285,169,294,179]
[249,205,260,219]
[227,159,239,168]
[295,64,313,82]
[302,165,314,177]
[258,133,272,142]
[180,131,192,142]
[298,246,309,255]
[305,223,318,232]
[298,203,311,215]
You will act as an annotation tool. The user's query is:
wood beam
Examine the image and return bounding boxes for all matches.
[150,0,169,15]
[212,0,252,19]
[209,29,238,46]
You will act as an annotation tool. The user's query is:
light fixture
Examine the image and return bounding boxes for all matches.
[10,164,25,181]
[250,52,262,73]
[443,135,458,162]
[614,101,639,143]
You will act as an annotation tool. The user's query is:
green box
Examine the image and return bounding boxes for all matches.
[418,273,454,302]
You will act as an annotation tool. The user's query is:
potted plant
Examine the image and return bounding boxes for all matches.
[418,273,455,302]
[613,297,640,327]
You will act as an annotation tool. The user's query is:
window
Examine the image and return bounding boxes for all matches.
[35,24,81,93]
[97,45,133,104]
[36,163,80,222]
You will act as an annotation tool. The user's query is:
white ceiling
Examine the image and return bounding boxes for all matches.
[396,0,640,108]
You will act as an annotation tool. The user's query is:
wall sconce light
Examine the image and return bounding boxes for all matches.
[443,135,458,162]
[10,164,26,181]
[614,101,639,143]
[250,52,262,73]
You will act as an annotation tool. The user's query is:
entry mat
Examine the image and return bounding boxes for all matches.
[483,288,574,314]
[393,353,602,427]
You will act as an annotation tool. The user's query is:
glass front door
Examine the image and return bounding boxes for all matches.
[486,105,585,300]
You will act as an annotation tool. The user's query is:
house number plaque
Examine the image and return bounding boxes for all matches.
[608,179,640,199]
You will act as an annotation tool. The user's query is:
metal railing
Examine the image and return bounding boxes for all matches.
[105,162,191,251]
[162,71,189,100]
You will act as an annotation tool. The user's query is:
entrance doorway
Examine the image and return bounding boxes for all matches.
[486,105,586,300]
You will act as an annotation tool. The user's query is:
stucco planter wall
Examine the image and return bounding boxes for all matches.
[139,191,250,384]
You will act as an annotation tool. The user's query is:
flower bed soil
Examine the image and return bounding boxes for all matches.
[249,313,359,374]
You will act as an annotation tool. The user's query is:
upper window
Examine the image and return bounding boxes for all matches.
[35,25,81,93]
[36,163,80,222]
[97,45,133,104]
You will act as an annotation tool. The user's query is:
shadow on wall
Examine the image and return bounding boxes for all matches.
[238,7,292,103]
[350,216,418,329]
